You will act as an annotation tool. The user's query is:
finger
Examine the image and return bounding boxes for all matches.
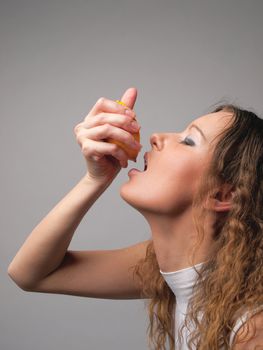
[81,112,141,133]
[87,96,136,119]
[76,124,141,151]
[118,87,137,110]
[81,138,129,166]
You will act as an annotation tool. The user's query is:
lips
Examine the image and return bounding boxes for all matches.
[128,152,149,176]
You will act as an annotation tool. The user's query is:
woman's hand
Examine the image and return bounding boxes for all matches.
[74,87,141,184]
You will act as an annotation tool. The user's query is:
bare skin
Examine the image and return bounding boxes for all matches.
[120,110,234,272]
[8,86,262,350]
[8,87,234,296]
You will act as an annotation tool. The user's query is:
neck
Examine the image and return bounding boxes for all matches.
[143,206,215,272]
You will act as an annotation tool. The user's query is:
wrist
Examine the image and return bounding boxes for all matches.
[80,173,114,189]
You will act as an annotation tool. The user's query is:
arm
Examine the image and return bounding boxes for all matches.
[8,87,146,299]
[7,175,113,290]
[20,240,150,299]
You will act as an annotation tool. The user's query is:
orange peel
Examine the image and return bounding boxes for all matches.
[106,99,141,161]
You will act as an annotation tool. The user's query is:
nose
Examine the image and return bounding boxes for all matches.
[150,133,164,150]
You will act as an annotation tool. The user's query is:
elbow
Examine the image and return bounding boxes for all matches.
[7,264,35,292]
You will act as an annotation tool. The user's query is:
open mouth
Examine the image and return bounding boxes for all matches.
[143,153,148,171]
[138,152,148,172]
[128,152,148,176]
[141,151,148,171]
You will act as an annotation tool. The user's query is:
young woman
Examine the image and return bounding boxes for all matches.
[8,87,263,349]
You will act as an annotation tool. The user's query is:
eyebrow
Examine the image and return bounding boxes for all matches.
[189,124,207,141]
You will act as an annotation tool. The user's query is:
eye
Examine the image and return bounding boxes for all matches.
[179,137,195,146]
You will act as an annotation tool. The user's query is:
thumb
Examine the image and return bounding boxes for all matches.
[119,87,137,110]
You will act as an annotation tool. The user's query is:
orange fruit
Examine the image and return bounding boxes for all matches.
[106,100,141,162]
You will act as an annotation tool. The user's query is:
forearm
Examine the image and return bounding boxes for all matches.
[8,175,111,289]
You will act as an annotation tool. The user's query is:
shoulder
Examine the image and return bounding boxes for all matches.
[232,310,263,349]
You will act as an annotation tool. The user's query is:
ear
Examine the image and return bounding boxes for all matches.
[208,183,235,213]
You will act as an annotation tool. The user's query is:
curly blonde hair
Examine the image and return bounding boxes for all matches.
[132,103,263,349]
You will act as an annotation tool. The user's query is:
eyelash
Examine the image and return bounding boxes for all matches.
[179,137,195,146]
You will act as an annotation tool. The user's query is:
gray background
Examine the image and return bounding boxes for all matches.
[1,0,263,349]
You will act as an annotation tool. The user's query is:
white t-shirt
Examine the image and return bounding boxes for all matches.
[160,262,262,349]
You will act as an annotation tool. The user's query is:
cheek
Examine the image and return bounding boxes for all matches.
[151,155,206,210]
[120,158,202,215]
[120,163,195,215]
[165,153,202,186]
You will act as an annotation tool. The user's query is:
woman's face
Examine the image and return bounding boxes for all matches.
[120,111,233,216]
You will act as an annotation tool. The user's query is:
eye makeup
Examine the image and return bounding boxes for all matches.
[179,137,195,146]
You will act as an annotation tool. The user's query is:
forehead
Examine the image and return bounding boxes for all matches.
[192,111,233,140]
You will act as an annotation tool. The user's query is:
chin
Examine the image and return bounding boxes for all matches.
[119,181,140,206]
[119,181,150,212]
